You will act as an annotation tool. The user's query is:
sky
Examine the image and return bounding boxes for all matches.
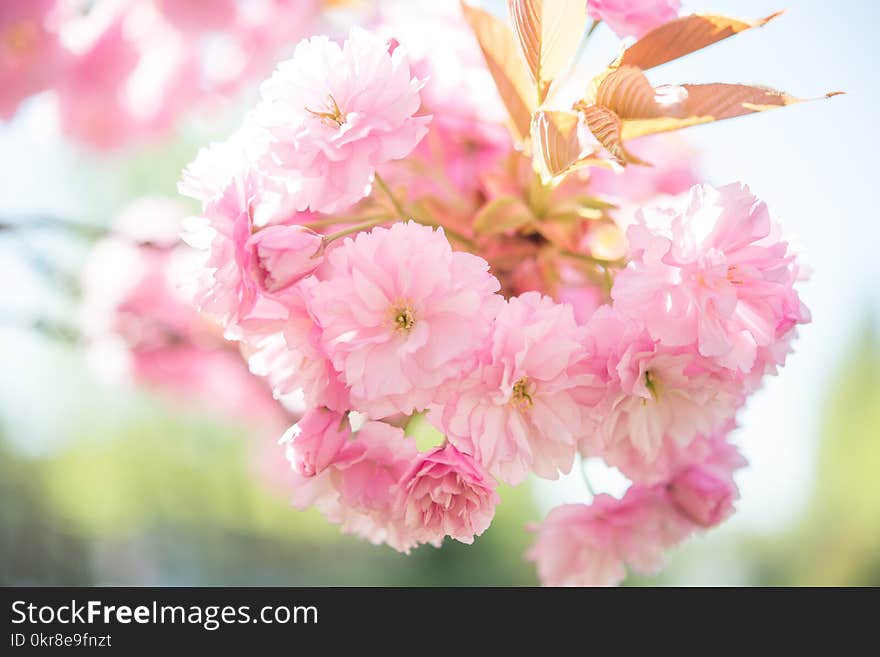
[0,0,877,534]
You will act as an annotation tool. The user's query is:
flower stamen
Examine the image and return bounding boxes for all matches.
[727,265,744,285]
[392,306,415,332]
[511,377,534,409]
[305,94,345,127]
[644,369,661,403]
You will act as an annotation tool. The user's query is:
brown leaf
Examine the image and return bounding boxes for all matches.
[578,65,842,143]
[508,0,587,103]
[586,66,665,119]
[620,85,844,140]
[577,104,648,166]
[617,12,784,71]
[473,196,535,235]
[531,110,614,182]
[531,110,579,181]
[461,1,536,143]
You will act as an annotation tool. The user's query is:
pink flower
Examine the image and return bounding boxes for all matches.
[668,434,746,527]
[309,221,502,418]
[248,225,324,293]
[180,174,279,337]
[395,444,499,546]
[437,292,598,485]
[584,306,743,462]
[335,422,417,513]
[179,121,274,209]
[0,0,63,119]
[669,466,736,527]
[284,408,359,478]
[599,420,735,486]
[527,487,692,587]
[286,418,421,552]
[612,183,810,374]
[245,279,350,413]
[587,0,680,39]
[256,26,430,213]
[181,153,324,340]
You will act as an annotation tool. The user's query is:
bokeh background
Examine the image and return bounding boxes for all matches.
[1,0,877,586]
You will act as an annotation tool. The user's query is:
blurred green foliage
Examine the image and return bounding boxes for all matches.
[754,319,880,585]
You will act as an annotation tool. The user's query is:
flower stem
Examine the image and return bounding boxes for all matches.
[569,20,601,71]
[323,217,389,244]
[585,19,600,40]
[303,213,389,230]
[413,216,478,250]
[374,173,406,218]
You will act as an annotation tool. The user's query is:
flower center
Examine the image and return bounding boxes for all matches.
[511,377,534,409]
[3,21,36,57]
[305,94,345,127]
[392,306,415,332]
[726,265,744,285]
[643,369,661,403]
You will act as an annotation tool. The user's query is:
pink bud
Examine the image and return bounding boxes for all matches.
[248,225,323,293]
[285,408,354,478]
[669,466,735,528]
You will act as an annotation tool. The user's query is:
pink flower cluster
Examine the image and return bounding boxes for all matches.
[528,426,746,586]
[177,17,810,583]
[284,408,497,552]
[529,183,809,585]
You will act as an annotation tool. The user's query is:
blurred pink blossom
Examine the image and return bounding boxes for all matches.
[587,0,680,39]
[0,0,64,119]
[80,198,291,442]
[527,486,692,586]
